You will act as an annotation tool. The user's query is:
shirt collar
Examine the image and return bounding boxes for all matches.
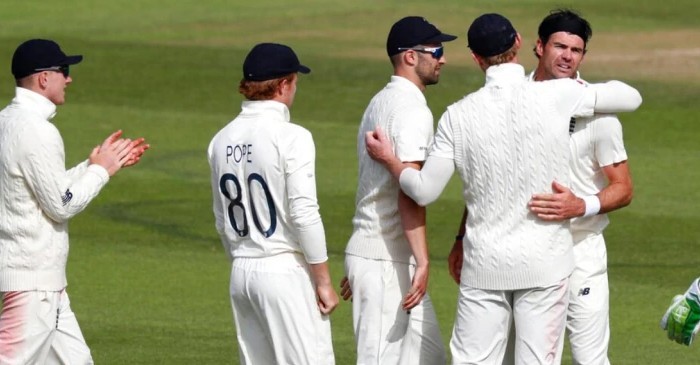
[13,87,57,120]
[387,75,427,105]
[240,100,291,122]
[484,63,526,86]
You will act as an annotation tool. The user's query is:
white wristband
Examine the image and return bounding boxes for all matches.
[582,195,601,217]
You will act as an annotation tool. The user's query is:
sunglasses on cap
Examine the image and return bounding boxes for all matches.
[34,65,70,77]
[397,46,444,59]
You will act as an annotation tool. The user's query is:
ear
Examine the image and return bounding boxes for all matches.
[37,72,49,89]
[514,33,522,51]
[402,50,418,67]
[535,38,544,58]
[470,52,481,67]
[277,78,289,96]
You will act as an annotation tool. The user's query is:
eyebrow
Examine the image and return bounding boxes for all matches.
[551,41,584,52]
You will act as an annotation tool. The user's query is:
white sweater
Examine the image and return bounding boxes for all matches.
[0,87,109,291]
[401,63,640,290]
[208,100,328,264]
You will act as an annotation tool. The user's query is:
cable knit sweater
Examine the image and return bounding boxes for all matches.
[0,87,109,291]
[431,64,600,290]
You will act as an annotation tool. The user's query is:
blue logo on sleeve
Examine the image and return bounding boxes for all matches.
[61,189,73,206]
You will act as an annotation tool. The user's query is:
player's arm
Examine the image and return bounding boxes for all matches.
[398,161,429,311]
[554,79,642,119]
[529,117,632,220]
[286,132,339,315]
[18,124,135,223]
[528,163,632,221]
[366,128,454,206]
[448,207,467,284]
[597,161,633,213]
[661,278,700,345]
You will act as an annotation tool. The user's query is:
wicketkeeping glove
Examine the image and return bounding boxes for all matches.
[660,278,700,346]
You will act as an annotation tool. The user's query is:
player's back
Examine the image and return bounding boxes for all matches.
[208,100,314,260]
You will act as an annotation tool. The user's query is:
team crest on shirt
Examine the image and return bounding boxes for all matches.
[61,189,73,206]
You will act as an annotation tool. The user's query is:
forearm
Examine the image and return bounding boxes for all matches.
[591,80,642,113]
[288,164,328,264]
[398,155,454,206]
[398,190,428,267]
[594,161,633,215]
[456,207,467,238]
[66,159,90,180]
[309,261,333,287]
[596,179,633,214]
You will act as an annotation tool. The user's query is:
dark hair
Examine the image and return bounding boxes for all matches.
[538,9,592,47]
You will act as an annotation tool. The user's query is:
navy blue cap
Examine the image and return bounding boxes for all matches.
[12,39,82,79]
[242,43,310,81]
[467,13,518,57]
[386,16,457,57]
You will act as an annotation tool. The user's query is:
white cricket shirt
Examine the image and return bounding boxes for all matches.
[345,76,434,264]
[527,72,628,238]
[0,87,110,291]
[208,100,328,264]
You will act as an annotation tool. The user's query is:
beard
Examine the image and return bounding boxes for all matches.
[416,63,440,86]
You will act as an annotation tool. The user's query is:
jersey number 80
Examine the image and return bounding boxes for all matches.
[219,173,277,238]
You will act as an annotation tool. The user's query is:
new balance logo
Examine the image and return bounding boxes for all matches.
[578,287,591,296]
[61,189,73,206]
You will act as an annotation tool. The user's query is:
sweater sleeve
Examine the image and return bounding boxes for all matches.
[17,122,109,224]
[66,159,90,180]
[285,130,328,264]
[553,79,642,118]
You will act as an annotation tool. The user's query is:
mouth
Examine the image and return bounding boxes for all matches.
[555,63,572,73]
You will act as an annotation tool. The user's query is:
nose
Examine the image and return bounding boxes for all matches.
[562,49,573,60]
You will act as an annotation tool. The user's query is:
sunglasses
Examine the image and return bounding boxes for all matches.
[397,46,444,59]
[34,65,70,77]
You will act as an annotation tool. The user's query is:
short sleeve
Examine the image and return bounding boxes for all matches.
[391,106,434,163]
[592,115,628,167]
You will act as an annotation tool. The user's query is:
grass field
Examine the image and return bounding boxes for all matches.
[1,0,699,363]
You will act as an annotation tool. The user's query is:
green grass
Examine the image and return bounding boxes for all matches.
[1,0,699,363]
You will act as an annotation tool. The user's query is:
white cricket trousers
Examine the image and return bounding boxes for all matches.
[450,278,569,365]
[345,254,446,365]
[229,253,335,365]
[560,233,610,365]
[0,290,93,365]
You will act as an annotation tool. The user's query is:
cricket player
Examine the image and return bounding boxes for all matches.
[207,42,338,364]
[342,16,456,365]
[365,13,642,364]
[0,39,149,364]
[661,277,700,346]
[525,10,633,365]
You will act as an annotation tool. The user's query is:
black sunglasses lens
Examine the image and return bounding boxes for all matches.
[61,66,69,77]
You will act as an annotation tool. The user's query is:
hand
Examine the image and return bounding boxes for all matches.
[89,130,133,176]
[660,278,700,345]
[339,276,353,301]
[123,137,150,167]
[403,263,428,311]
[316,283,340,315]
[528,181,585,221]
[365,126,395,165]
[448,240,463,285]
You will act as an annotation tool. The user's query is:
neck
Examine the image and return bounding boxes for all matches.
[394,67,425,92]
